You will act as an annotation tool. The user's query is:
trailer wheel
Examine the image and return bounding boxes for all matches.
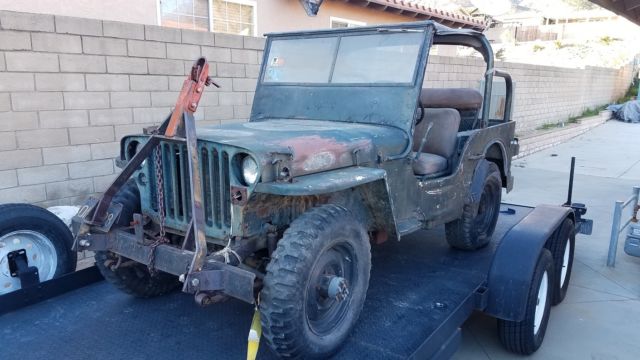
[446,161,502,250]
[548,218,575,305]
[260,204,371,359]
[0,204,76,295]
[95,181,180,298]
[497,249,554,355]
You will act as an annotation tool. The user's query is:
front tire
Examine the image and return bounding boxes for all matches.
[497,249,554,355]
[95,180,180,298]
[446,161,502,250]
[260,204,371,359]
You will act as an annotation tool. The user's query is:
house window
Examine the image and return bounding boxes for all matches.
[212,0,256,36]
[159,0,210,31]
[330,17,366,29]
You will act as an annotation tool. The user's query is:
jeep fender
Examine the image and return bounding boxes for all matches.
[468,159,493,205]
[485,204,574,321]
[255,167,400,239]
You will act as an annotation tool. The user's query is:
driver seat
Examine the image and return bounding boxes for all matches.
[412,108,461,176]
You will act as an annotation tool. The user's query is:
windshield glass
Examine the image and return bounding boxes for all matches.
[263,31,424,85]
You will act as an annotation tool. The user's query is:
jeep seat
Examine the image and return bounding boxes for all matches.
[421,88,482,131]
[412,108,461,176]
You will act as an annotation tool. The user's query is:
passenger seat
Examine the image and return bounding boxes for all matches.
[412,108,461,177]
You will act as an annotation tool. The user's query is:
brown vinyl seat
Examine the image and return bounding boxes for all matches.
[420,88,483,110]
[412,108,461,176]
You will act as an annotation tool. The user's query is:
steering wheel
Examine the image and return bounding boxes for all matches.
[415,100,425,126]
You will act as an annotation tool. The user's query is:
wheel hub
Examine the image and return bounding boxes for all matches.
[0,230,57,295]
[323,276,349,301]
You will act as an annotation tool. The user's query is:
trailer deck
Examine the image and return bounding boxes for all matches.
[2,204,532,360]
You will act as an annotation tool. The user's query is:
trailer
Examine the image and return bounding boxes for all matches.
[1,199,591,360]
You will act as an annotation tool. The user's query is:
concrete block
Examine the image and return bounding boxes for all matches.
[43,144,91,164]
[0,184,46,203]
[231,49,258,64]
[219,92,245,106]
[201,47,231,62]
[181,29,215,46]
[246,92,254,105]
[110,92,151,108]
[0,73,34,91]
[217,63,245,78]
[244,36,265,50]
[166,43,200,60]
[32,33,82,53]
[199,92,219,106]
[169,76,187,91]
[103,21,144,40]
[82,36,127,56]
[90,108,132,125]
[35,73,85,91]
[12,92,63,111]
[133,107,171,124]
[145,25,181,43]
[5,52,59,72]
[0,170,17,189]
[63,92,109,109]
[0,93,8,112]
[0,11,54,32]
[204,105,234,121]
[106,56,147,74]
[46,178,93,199]
[151,92,179,106]
[17,164,68,185]
[245,64,260,78]
[232,78,257,92]
[70,126,114,144]
[60,54,106,73]
[40,110,88,128]
[0,112,38,131]
[0,131,16,151]
[0,51,5,70]
[93,173,118,192]
[234,105,252,119]
[148,59,184,75]
[69,159,113,179]
[90,142,119,160]
[215,33,243,49]
[127,40,166,58]
[55,16,102,36]
[0,149,42,170]
[86,74,129,91]
[16,128,68,149]
[0,31,31,50]
[130,75,168,91]
[115,124,146,140]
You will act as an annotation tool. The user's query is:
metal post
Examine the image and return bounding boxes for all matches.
[607,201,624,267]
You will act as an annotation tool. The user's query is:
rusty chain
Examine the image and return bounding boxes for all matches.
[148,143,168,275]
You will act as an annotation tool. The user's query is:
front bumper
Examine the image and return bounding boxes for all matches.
[78,229,256,303]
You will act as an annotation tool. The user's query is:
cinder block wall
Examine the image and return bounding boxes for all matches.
[0,10,635,206]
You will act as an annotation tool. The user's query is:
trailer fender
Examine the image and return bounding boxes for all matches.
[485,204,574,321]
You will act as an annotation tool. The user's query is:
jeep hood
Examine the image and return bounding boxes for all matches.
[196,119,409,177]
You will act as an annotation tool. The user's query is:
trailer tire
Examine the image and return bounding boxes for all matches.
[446,161,502,250]
[497,249,554,355]
[95,181,180,298]
[260,204,371,359]
[0,204,76,295]
[548,218,575,305]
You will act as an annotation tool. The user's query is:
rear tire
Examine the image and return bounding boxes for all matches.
[497,249,554,355]
[547,218,575,305]
[446,161,502,250]
[95,181,180,298]
[0,204,76,295]
[260,204,371,359]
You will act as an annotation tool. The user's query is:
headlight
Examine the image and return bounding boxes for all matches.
[242,156,259,185]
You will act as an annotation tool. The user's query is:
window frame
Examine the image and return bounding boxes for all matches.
[157,0,257,36]
[329,16,366,29]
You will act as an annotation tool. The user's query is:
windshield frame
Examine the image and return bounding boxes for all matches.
[260,30,427,87]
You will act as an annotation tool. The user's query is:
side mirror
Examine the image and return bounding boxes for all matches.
[298,0,324,16]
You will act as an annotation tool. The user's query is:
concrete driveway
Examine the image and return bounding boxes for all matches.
[454,120,640,359]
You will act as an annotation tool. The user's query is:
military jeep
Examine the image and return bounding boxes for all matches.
[75,21,516,358]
